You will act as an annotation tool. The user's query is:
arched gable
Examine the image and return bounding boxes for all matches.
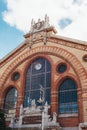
[0,46,87,92]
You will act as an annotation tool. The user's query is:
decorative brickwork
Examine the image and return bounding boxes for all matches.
[0,45,87,128]
[0,46,87,90]
[0,17,87,129]
[47,37,87,51]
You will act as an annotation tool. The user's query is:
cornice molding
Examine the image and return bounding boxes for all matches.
[48,36,87,51]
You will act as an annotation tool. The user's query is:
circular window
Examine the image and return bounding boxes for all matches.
[83,55,87,62]
[57,63,67,73]
[12,72,20,81]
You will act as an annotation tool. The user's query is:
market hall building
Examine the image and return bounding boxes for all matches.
[0,15,87,130]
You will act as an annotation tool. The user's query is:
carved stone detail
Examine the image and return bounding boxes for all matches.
[29,14,50,33]
[9,101,61,129]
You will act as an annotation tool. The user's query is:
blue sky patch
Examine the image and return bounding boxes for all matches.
[0,0,24,59]
[58,18,72,29]
[73,0,80,4]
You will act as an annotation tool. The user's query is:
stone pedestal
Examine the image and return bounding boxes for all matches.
[9,101,62,130]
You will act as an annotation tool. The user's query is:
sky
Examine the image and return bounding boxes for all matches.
[0,0,87,59]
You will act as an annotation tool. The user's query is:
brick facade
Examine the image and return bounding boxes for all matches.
[0,18,87,129]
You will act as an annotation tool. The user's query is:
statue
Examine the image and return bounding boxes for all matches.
[31,99,36,106]
[9,115,15,127]
[20,104,23,115]
[31,99,36,111]
[44,101,48,115]
[30,19,35,32]
[45,14,50,27]
[52,112,57,123]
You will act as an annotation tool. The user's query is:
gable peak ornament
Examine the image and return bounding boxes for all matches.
[24,15,57,48]
[30,14,50,33]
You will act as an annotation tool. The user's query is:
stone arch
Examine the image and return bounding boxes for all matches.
[51,73,82,120]
[58,77,78,112]
[0,46,87,92]
[23,57,51,107]
[1,84,19,100]
[23,54,53,77]
[18,54,54,100]
[56,74,80,92]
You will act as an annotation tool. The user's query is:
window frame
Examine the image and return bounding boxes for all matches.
[58,78,78,116]
[4,87,18,114]
[24,58,51,107]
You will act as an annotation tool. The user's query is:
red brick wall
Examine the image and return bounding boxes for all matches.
[0,45,87,127]
[58,117,79,127]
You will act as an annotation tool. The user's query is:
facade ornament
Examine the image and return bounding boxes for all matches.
[29,39,33,48]
[31,99,36,106]
[45,14,50,28]
[20,104,23,115]
[30,19,34,32]
[52,112,57,123]
[30,19,36,31]
[28,15,50,47]
[31,99,36,111]
[44,101,48,115]
[29,14,50,33]
[10,102,61,129]
[38,18,40,23]
[43,32,47,45]
[9,115,15,128]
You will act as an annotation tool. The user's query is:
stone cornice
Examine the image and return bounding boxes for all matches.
[48,35,87,51]
[24,26,57,38]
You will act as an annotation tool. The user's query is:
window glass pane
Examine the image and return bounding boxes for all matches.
[59,78,77,90]
[24,58,51,107]
[46,61,51,71]
[24,92,29,107]
[4,87,18,114]
[32,58,45,74]
[58,78,78,114]
[59,103,78,114]
[45,89,50,105]
[12,72,20,81]
[57,64,67,73]
[31,74,45,90]
[46,73,51,88]
[30,90,40,106]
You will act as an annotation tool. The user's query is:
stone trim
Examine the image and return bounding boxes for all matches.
[48,36,87,51]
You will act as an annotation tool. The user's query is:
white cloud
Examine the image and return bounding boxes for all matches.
[2,0,87,41]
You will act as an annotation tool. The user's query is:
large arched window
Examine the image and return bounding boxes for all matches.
[24,58,51,107]
[4,87,18,114]
[58,78,78,114]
